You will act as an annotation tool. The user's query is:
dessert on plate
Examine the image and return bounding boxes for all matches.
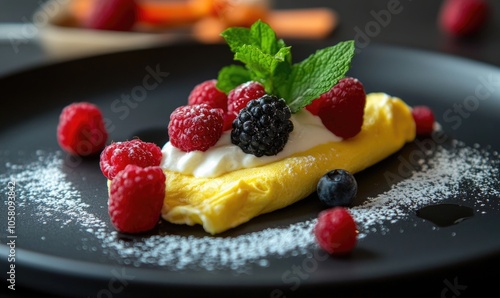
[155,20,419,235]
[100,20,420,236]
[54,20,428,240]
[160,92,415,234]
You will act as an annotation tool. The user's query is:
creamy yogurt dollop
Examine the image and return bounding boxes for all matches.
[160,108,342,178]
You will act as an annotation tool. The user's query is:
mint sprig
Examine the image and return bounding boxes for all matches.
[216,20,355,113]
[216,20,291,95]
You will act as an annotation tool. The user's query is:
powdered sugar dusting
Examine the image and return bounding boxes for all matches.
[352,141,500,238]
[2,150,106,229]
[1,141,499,272]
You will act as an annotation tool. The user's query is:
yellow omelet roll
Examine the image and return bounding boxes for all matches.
[157,93,416,234]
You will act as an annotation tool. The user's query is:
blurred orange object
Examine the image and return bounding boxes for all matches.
[210,0,269,27]
[69,0,269,30]
[137,0,206,28]
[69,0,91,25]
[67,0,336,40]
[37,0,338,61]
[193,7,338,43]
[137,0,269,28]
[267,8,337,39]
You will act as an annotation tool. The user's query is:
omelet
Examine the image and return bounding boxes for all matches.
[158,93,416,234]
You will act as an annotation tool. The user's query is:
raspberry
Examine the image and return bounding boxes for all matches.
[85,0,137,31]
[168,104,224,152]
[108,165,165,234]
[305,97,323,115]
[188,79,228,112]
[314,207,358,255]
[316,77,366,139]
[100,139,162,180]
[439,0,489,37]
[231,95,293,157]
[225,81,267,130]
[412,105,435,136]
[57,102,108,156]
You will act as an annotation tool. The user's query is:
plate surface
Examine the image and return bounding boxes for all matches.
[1,42,500,297]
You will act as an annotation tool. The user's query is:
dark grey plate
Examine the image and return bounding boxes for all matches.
[1,42,500,298]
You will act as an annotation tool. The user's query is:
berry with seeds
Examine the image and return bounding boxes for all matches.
[225,81,267,131]
[317,169,357,207]
[168,104,224,152]
[100,139,163,180]
[57,102,108,156]
[85,0,138,31]
[439,0,489,37]
[316,77,366,139]
[108,164,165,234]
[231,95,293,157]
[412,105,435,136]
[314,207,358,255]
[188,79,228,112]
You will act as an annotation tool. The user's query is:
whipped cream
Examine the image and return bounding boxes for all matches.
[160,109,342,177]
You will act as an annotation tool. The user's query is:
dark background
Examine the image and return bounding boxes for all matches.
[1,0,500,76]
[1,0,499,297]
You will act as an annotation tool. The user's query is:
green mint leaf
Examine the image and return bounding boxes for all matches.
[234,45,275,77]
[216,65,251,94]
[220,27,252,53]
[273,62,292,99]
[221,20,285,55]
[234,44,291,94]
[269,46,292,97]
[219,20,292,94]
[249,20,282,55]
[285,40,355,113]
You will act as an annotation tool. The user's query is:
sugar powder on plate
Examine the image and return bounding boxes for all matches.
[1,140,499,272]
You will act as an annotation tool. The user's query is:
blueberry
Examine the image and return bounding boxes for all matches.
[317,169,357,207]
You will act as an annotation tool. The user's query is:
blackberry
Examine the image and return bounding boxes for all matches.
[231,95,293,157]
